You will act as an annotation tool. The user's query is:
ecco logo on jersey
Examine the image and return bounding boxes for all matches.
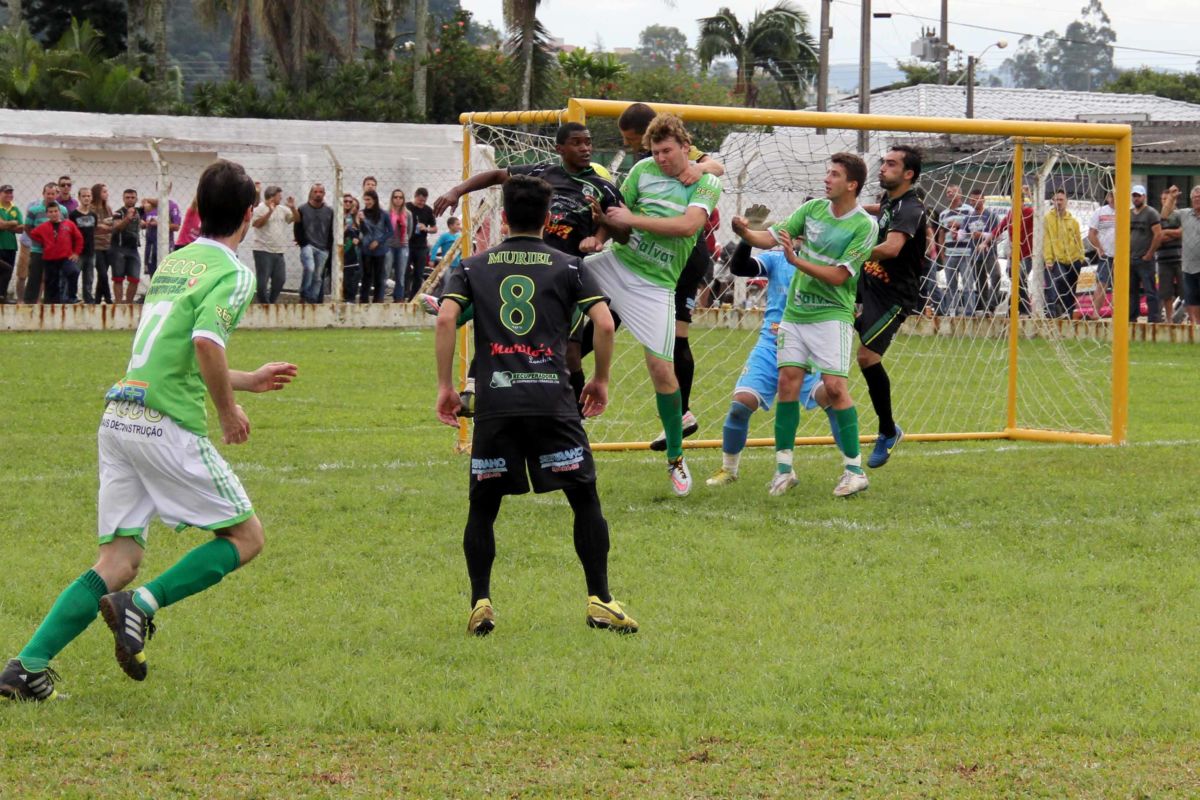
[539,447,585,472]
[156,258,209,278]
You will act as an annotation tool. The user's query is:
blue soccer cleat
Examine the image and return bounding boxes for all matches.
[867,426,903,469]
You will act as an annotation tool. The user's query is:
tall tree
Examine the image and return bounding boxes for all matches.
[697,1,818,108]
[147,0,169,93]
[636,24,690,68]
[346,0,358,57]
[412,0,427,118]
[367,0,396,60]
[1001,0,1116,91]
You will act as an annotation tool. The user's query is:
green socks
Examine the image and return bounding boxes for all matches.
[16,539,242,671]
[655,390,685,460]
[834,406,865,474]
[18,569,108,672]
[774,400,801,473]
[133,537,241,616]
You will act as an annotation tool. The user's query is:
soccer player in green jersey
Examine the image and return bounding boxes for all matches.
[732,153,878,498]
[0,160,298,702]
[590,113,723,497]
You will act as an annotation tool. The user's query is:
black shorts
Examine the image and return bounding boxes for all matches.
[854,282,909,357]
[469,415,595,498]
[674,244,710,324]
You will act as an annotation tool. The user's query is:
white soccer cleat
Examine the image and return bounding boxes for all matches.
[833,469,869,498]
[667,456,692,497]
[767,471,799,497]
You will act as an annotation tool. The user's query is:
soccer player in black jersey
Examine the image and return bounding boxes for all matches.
[433,122,622,407]
[434,174,637,636]
[838,145,927,469]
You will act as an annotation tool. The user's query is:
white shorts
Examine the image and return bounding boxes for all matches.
[776,319,855,378]
[583,249,675,360]
[97,400,253,546]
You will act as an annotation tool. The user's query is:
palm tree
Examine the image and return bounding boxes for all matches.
[256,0,344,89]
[346,0,358,57]
[194,0,343,87]
[503,0,542,111]
[697,1,818,108]
[193,0,253,81]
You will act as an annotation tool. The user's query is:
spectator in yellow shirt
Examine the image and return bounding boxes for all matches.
[1043,189,1085,318]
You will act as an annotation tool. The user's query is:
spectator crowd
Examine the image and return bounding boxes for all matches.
[0,171,1195,325]
[0,174,464,307]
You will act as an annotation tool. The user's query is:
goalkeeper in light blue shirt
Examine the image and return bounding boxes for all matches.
[705,207,839,487]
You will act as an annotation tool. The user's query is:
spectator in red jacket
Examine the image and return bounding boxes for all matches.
[28,203,83,304]
[993,197,1035,315]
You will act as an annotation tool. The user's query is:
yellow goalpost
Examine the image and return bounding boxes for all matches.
[455,98,1132,450]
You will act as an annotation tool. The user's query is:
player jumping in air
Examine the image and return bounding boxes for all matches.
[841,145,928,468]
[435,174,636,636]
[605,102,726,452]
[705,210,826,487]
[1,160,297,701]
[589,112,723,497]
[732,154,878,497]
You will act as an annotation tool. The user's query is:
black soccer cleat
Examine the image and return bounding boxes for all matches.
[0,658,60,702]
[98,591,156,682]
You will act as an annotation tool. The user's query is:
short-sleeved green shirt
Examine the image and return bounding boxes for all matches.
[610,157,722,289]
[0,203,22,250]
[105,239,256,436]
[770,199,878,325]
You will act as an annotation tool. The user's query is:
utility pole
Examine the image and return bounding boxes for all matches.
[938,0,949,84]
[858,0,870,154]
[966,55,976,118]
[817,0,831,114]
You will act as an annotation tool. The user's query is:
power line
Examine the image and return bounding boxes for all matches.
[831,0,1200,61]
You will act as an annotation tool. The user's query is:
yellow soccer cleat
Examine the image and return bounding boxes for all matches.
[586,596,638,634]
[705,467,738,487]
[467,598,495,636]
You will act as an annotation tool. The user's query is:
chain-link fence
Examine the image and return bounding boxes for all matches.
[0,121,470,307]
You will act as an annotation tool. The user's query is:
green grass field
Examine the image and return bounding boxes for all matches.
[2,329,1199,798]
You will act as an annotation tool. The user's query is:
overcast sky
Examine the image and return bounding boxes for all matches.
[458,0,1200,74]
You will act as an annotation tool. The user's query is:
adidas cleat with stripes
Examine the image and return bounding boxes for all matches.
[0,659,59,702]
[99,591,156,681]
[586,596,638,634]
[467,598,495,636]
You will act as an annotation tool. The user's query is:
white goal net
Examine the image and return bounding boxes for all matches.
[463,112,1120,448]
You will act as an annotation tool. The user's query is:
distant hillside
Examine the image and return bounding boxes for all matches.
[828,61,905,93]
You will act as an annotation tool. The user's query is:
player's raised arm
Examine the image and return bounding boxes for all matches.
[433,169,510,217]
[727,240,765,278]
